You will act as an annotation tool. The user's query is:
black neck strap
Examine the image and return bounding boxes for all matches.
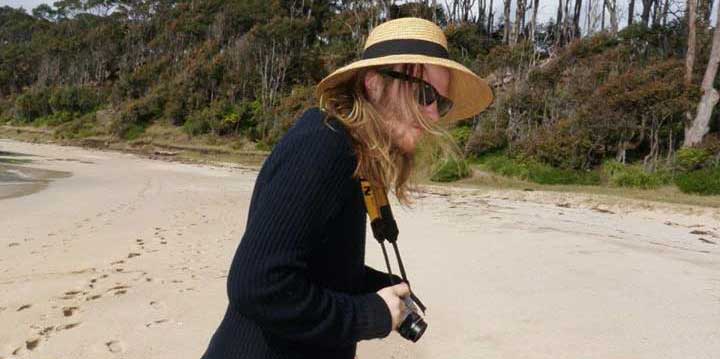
[359,178,426,313]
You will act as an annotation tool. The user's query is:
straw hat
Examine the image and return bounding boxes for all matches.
[316,17,494,123]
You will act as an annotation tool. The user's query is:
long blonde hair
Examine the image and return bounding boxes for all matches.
[318,63,463,207]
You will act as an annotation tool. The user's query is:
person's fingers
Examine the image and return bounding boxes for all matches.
[392,282,410,297]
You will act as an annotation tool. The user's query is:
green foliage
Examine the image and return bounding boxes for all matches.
[602,160,672,189]
[430,158,471,182]
[675,148,711,172]
[675,166,720,195]
[54,111,100,139]
[1,0,718,192]
[183,99,259,137]
[475,152,600,185]
[111,95,163,139]
[33,111,75,127]
[445,23,493,67]
[14,88,51,122]
[48,86,104,113]
[449,124,473,149]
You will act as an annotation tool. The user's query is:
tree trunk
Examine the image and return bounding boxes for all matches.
[628,0,636,25]
[685,0,720,147]
[573,0,583,37]
[512,0,526,44]
[557,0,565,42]
[698,0,712,27]
[530,0,540,41]
[640,0,653,26]
[661,0,671,25]
[607,0,618,32]
[686,0,697,85]
[487,0,494,35]
[503,0,511,44]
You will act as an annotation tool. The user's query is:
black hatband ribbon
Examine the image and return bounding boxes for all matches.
[362,39,449,60]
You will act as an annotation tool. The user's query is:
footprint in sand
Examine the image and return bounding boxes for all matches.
[60,290,86,300]
[25,337,40,351]
[17,304,31,311]
[38,326,54,336]
[86,294,102,301]
[149,301,163,309]
[127,252,141,259]
[106,340,124,353]
[145,319,168,328]
[107,285,130,296]
[62,306,79,317]
[56,322,81,331]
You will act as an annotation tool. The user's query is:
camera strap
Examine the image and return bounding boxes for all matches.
[359,178,427,314]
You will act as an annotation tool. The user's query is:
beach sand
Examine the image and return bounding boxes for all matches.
[1,138,719,359]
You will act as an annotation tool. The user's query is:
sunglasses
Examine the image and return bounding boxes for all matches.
[376,68,454,118]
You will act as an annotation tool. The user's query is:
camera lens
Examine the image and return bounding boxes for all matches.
[397,311,427,342]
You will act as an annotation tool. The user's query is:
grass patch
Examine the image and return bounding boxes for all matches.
[470,152,601,185]
[430,158,471,182]
[601,160,672,189]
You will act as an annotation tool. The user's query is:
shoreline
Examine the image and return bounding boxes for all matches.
[1,126,720,215]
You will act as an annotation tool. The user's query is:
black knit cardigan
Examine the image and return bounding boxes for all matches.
[200,107,399,359]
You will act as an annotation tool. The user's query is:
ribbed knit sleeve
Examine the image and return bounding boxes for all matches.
[226,119,392,348]
[364,265,403,293]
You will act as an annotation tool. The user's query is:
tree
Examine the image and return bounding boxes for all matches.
[685,0,720,147]
[503,0,511,43]
[605,0,619,33]
[511,0,526,44]
[686,0,697,87]
[529,0,540,41]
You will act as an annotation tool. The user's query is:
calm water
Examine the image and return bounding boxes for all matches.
[0,151,71,200]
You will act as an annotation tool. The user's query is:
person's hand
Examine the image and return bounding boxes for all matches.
[376,282,411,330]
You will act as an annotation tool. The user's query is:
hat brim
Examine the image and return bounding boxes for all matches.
[316,54,494,124]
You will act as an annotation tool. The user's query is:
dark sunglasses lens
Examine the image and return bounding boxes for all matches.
[437,97,453,117]
[418,84,436,106]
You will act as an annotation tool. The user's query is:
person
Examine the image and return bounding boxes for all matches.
[200,17,493,359]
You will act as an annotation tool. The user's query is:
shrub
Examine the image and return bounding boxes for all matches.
[449,125,472,149]
[430,158,471,182]
[675,147,711,172]
[111,95,163,139]
[182,109,212,136]
[33,111,75,127]
[675,166,720,195]
[602,160,671,189]
[14,89,51,122]
[54,112,100,139]
[48,86,103,114]
[182,100,256,137]
[526,162,600,185]
[474,152,600,185]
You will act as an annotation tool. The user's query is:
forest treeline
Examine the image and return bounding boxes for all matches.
[1,0,719,195]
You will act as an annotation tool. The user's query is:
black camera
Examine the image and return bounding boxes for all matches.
[398,296,427,342]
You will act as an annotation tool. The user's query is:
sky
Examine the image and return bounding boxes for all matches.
[0,0,700,34]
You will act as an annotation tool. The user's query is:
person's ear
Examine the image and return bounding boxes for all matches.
[364,70,382,103]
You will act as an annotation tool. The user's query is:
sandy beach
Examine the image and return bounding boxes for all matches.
[1,138,719,359]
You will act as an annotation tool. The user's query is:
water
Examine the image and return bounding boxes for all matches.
[0,151,72,200]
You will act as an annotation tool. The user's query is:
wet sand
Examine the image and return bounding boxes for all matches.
[0,157,72,200]
[1,138,719,359]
